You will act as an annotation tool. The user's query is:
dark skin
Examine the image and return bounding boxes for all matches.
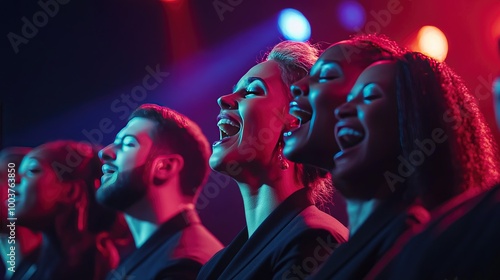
[332,61,400,200]
[284,41,385,171]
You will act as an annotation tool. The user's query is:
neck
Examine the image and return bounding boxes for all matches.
[236,164,301,237]
[124,184,193,248]
[345,198,380,236]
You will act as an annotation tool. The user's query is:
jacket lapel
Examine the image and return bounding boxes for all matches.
[110,210,194,279]
[218,188,313,279]
[322,195,409,276]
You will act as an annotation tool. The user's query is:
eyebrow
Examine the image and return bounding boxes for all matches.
[311,60,341,73]
[232,77,267,92]
[115,134,140,143]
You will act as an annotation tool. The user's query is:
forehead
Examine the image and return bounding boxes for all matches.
[118,117,157,138]
[236,60,282,86]
[349,60,398,96]
[355,60,397,83]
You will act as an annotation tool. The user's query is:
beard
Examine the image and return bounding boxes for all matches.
[96,164,148,211]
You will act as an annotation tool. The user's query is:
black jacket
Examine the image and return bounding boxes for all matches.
[107,209,223,280]
[197,188,348,280]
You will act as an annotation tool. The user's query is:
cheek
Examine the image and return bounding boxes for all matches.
[120,151,146,171]
[34,178,64,211]
[367,108,400,156]
[243,101,286,136]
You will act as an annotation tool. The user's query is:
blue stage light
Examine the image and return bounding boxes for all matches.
[338,1,366,31]
[278,8,311,42]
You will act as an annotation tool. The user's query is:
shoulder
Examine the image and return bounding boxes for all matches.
[401,204,430,228]
[172,223,224,265]
[154,258,203,280]
[286,205,349,242]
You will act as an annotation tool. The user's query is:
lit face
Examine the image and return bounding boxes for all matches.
[0,151,29,231]
[209,60,291,177]
[283,42,382,170]
[97,117,155,211]
[494,76,500,129]
[17,154,67,224]
[332,61,400,199]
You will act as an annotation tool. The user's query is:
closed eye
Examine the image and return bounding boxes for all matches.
[121,136,138,148]
[244,90,261,98]
[317,63,342,83]
[361,84,384,102]
[319,76,340,82]
[364,95,381,101]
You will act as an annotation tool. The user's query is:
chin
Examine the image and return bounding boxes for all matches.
[208,156,224,172]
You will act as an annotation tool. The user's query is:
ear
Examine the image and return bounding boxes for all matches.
[59,180,85,204]
[151,154,184,183]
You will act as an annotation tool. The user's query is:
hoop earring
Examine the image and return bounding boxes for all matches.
[278,141,289,170]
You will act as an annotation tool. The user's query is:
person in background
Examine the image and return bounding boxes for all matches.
[15,140,120,280]
[0,147,42,280]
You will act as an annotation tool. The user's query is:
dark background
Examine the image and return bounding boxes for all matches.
[3,0,500,245]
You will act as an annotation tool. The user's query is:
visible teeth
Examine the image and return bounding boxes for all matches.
[338,127,363,137]
[217,117,240,138]
[217,118,240,128]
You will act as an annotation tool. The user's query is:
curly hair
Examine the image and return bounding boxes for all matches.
[347,34,500,208]
[129,104,211,197]
[264,41,333,207]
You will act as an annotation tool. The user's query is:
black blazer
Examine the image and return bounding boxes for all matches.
[309,195,429,280]
[107,209,223,280]
[197,188,349,280]
[385,184,500,280]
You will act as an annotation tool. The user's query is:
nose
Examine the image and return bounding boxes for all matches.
[334,101,357,120]
[291,77,309,98]
[217,93,238,110]
[99,144,116,162]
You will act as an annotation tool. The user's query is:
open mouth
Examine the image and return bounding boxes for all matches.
[214,113,241,146]
[101,164,117,183]
[285,100,312,137]
[102,164,117,175]
[289,101,312,126]
[336,125,365,151]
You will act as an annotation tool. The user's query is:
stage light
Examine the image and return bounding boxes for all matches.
[278,8,311,42]
[417,25,448,62]
[337,1,366,31]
